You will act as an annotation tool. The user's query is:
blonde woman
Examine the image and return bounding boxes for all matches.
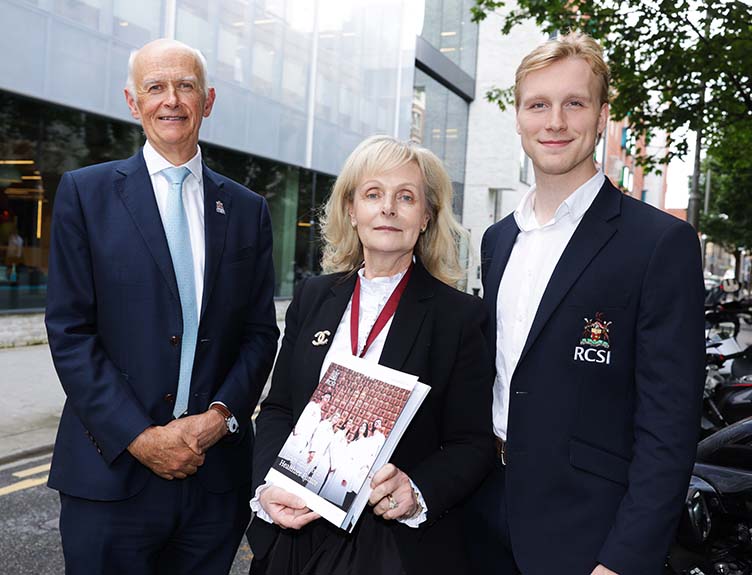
[248,135,495,575]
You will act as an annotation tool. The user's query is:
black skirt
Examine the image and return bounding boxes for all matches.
[249,512,406,575]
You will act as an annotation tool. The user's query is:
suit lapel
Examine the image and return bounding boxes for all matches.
[517,180,622,365]
[115,151,179,303]
[200,167,230,321]
[484,219,520,354]
[299,273,358,397]
[379,261,432,372]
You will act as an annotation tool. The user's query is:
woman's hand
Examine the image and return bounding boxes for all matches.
[368,463,418,520]
[259,485,320,529]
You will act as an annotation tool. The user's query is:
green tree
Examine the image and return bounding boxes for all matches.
[700,122,752,267]
[472,0,751,159]
[472,0,752,229]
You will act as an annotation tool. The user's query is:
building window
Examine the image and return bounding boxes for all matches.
[490,188,503,223]
[620,166,633,192]
[412,69,469,217]
[420,0,479,78]
[519,149,531,184]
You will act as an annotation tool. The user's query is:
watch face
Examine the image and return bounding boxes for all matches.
[227,416,239,434]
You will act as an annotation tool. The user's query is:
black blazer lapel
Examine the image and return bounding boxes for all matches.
[517,179,622,365]
[200,167,230,321]
[298,273,358,398]
[115,150,179,303]
[379,261,433,372]
[484,219,520,355]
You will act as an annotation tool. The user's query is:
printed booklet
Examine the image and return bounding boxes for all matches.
[263,352,430,532]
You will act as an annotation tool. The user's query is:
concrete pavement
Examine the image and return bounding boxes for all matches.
[0,344,64,465]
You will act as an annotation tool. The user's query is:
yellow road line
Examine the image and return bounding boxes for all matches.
[0,475,49,497]
[12,463,51,478]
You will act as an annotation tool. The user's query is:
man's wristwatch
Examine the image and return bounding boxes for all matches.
[209,403,239,434]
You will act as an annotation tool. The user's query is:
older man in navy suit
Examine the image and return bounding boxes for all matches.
[463,33,705,575]
[45,38,278,574]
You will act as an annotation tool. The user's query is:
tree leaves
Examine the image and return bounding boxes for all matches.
[471,0,752,167]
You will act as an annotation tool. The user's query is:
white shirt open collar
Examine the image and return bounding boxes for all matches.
[513,170,605,232]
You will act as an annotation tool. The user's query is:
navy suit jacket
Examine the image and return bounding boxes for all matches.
[45,149,279,500]
[480,178,705,575]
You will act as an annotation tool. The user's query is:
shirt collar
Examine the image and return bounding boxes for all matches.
[143,140,203,184]
[357,265,408,286]
[513,170,605,232]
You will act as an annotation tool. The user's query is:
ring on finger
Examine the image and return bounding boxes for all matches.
[387,494,398,510]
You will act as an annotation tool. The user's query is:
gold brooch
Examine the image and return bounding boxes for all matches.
[312,330,331,346]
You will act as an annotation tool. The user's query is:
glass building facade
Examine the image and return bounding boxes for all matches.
[413,0,476,216]
[0,0,476,312]
[420,0,477,77]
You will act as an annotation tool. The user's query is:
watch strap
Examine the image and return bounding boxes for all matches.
[209,403,239,434]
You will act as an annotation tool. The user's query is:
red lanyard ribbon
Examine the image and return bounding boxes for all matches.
[350,263,413,357]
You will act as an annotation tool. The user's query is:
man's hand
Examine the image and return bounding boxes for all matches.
[368,463,418,520]
[166,409,227,452]
[127,425,205,480]
[591,564,619,575]
[259,485,320,529]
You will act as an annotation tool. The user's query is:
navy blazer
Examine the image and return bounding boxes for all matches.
[45,149,279,500]
[480,178,705,575]
[249,260,495,574]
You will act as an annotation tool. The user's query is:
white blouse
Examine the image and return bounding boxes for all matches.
[319,266,406,381]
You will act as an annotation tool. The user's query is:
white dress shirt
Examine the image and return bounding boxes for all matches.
[493,171,605,440]
[251,265,428,527]
[142,140,205,315]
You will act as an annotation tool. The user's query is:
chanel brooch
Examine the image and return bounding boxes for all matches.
[312,330,331,346]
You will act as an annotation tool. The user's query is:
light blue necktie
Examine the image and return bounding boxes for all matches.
[161,166,197,418]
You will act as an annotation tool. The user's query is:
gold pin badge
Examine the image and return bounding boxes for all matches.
[312,330,331,346]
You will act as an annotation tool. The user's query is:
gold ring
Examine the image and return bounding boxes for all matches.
[387,494,398,510]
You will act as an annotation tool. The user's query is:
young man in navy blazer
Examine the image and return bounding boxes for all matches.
[45,39,279,574]
[463,32,705,575]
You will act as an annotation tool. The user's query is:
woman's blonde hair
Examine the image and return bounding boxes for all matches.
[320,135,467,287]
[514,31,610,109]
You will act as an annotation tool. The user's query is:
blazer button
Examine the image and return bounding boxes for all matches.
[170,335,180,347]
[164,393,175,403]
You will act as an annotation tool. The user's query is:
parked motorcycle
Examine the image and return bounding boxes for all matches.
[705,279,752,339]
[667,417,752,575]
[701,340,752,439]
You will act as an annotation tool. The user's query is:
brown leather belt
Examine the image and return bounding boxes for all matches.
[495,437,507,465]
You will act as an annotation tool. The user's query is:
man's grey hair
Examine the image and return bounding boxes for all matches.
[125,39,210,98]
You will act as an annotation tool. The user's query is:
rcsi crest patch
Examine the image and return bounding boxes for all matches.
[574,312,612,364]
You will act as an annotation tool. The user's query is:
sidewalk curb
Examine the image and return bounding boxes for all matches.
[0,443,54,466]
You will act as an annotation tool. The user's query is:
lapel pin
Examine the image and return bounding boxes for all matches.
[216,200,226,215]
[312,330,331,346]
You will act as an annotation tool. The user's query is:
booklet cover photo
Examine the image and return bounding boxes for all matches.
[264,353,429,532]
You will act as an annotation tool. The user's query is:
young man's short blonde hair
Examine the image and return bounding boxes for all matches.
[514,31,610,109]
[320,135,467,287]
